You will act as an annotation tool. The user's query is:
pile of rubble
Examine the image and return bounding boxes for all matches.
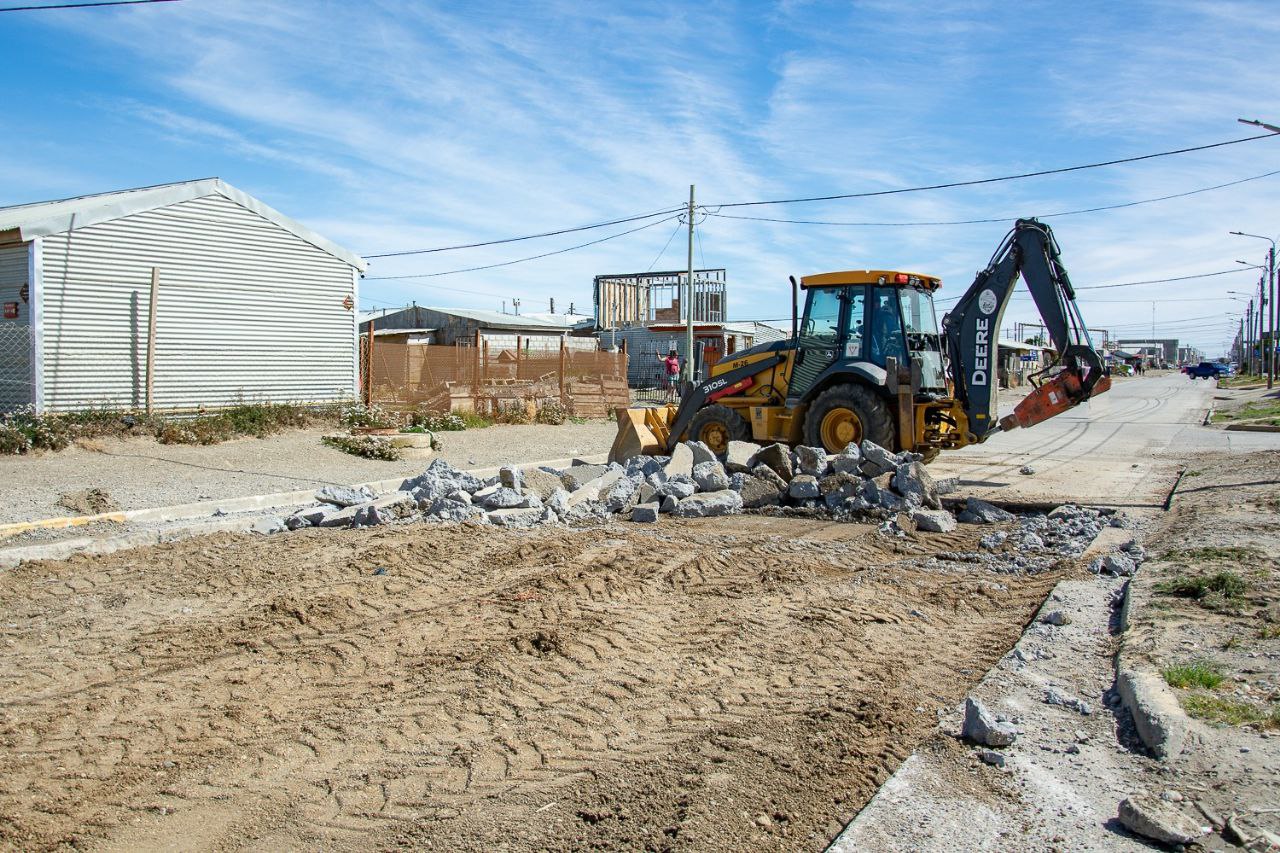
[276,438,1008,532]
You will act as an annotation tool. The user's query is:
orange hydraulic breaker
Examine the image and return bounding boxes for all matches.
[999,371,1111,432]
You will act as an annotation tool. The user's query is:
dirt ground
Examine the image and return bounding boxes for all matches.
[1133,449,1280,846]
[0,420,617,524]
[0,514,1061,851]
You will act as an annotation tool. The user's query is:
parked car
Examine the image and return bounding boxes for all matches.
[1185,361,1226,380]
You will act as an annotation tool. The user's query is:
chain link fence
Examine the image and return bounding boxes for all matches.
[0,324,33,413]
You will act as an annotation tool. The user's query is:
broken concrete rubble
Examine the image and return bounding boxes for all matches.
[961,697,1017,747]
[275,439,1058,548]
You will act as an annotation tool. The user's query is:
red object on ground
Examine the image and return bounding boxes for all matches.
[999,371,1111,431]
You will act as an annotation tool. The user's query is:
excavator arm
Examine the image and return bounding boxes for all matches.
[942,218,1110,443]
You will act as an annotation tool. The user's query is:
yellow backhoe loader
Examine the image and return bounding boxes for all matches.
[609,219,1111,464]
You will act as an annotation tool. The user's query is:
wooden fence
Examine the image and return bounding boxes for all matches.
[361,332,629,419]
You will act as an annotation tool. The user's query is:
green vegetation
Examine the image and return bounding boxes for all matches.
[1211,398,1280,425]
[1216,374,1267,389]
[1260,623,1280,640]
[1162,660,1226,690]
[1155,571,1248,605]
[321,434,402,461]
[0,402,337,454]
[1181,693,1280,729]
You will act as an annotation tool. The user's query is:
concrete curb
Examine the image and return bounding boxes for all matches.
[1113,566,1193,761]
[0,453,608,566]
[0,454,608,542]
[1224,423,1280,432]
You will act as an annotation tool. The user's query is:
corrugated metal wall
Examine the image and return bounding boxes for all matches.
[0,243,31,411]
[38,194,358,412]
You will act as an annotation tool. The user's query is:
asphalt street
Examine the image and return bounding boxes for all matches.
[929,372,1280,507]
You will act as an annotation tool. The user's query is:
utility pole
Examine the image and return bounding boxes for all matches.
[684,184,695,384]
[1231,230,1277,387]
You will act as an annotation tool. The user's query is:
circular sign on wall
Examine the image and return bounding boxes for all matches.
[978,288,998,315]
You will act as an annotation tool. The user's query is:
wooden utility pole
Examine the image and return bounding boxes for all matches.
[684,184,695,384]
[558,336,567,406]
[144,267,160,414]
[364,318,376,406]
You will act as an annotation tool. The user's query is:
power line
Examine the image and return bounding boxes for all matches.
[709,133,1280,209]
[365,214,680,281]
[0,0,179,10]
[933,268,1249,305]
[364,205,685,259]
[647,218,684,272]
[704,169,1280,227]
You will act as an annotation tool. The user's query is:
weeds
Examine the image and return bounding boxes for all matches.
[1181,693,1280,729]
[321,434,402,461]
[1211,399,1280,425]
[1260,624,1280,640]
[1162,660,1226,690]
[339,404,399,430]
[1155,571,1248,606]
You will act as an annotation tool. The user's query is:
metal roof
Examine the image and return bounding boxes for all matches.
[426,307,570,329]
[0,178,367,271]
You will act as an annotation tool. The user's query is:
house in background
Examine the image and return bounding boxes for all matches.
[0,178,366,413]
[359,305,597,352]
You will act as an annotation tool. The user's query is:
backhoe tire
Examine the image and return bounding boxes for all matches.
[688,404,751,456]
[803,383,895,454]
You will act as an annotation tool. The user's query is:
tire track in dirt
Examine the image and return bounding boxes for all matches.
[0,517,1060,851]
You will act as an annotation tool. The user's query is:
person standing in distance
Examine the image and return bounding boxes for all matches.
[660,349,681,403]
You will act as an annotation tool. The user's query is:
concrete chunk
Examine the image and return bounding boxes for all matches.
[560,464,608,492]
[631,502,660,523]
[656,475,696,500]
[663,443,695,478]
[481,487,526,510]
[962,697,1016,747]
[788,474,820,499]
[893,460,941,509]
[724,440,757,473]
[686,440,716,466]
[737,474,783,509]
[521,468,563,500]
[1117,796,1207,846]
[957,497,1015,524]
[692,461,730,492]
[859,440,898,475]
[488,507,544,527]
[912,508,957,533]
[660,494,678,513]
[749,443,793,482]
[673,489,743,518]
[794,445,830,477]
[315,484,376,507]
[829,443,863,475]
[1116,668,1188,759]
[498,465,522,490]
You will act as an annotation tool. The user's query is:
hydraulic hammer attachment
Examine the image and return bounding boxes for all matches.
[999,370,1112,432]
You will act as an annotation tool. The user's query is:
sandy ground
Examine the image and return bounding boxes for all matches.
[0,421,617,524]
[0,514,1061,852]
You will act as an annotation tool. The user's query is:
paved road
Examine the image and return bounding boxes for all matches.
[929,372,1280,507]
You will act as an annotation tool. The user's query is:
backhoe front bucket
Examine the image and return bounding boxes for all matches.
[608,405,677,464]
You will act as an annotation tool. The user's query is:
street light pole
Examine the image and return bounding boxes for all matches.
[1231,232,1277,388]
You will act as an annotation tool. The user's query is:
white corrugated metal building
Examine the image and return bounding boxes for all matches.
[0,178,366,413]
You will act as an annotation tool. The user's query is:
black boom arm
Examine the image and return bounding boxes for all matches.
[942,219,1106,441]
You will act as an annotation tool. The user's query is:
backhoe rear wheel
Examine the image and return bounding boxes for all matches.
[688,404,751,455]
[803,383,894,454]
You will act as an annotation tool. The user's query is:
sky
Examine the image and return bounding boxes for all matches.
[2,0,1279,357]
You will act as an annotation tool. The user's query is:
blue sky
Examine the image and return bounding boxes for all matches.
[3,0,1279,355]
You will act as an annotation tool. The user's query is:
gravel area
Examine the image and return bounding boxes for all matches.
[0,421,617,524]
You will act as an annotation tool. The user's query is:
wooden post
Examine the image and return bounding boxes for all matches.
[473,330,482,411]
[558,336,567,406]
[145,267,159,415]
[619,338,628,380]
[364,318,376,407]
[515,335,522,380]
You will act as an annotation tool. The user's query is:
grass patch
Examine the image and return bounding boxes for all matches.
[1181,693,1280,728]
[1260,624,1280,640]
[1212,399,1280,425]
[1155,571,1248,603]
[1216,374,1265,389]
[1162,660,1226,690]
[1164,545,1264,564]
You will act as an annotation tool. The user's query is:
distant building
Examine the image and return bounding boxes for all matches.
[600,321,787,386]
[1116,338,1179,365]
[0,178,365,413]
[359,305,596,351]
